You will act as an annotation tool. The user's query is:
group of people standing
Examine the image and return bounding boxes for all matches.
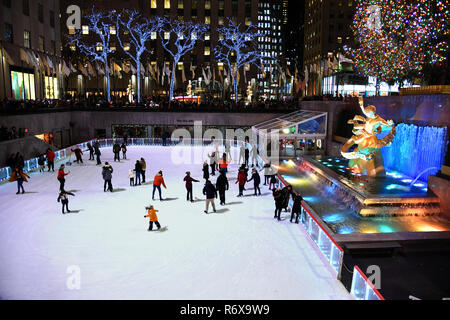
[272,184,303,224]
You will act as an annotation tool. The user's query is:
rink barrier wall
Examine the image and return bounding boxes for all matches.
[351,266,385,300]
[275,173,385,300]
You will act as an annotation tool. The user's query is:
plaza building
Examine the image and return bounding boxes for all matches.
[0,0,62,100]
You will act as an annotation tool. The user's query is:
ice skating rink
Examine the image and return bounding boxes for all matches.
[0,145,350,300]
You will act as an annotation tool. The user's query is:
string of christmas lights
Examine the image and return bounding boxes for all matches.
[346,0,448,85]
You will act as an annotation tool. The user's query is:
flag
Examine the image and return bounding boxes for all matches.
[130,64,137,75]
[190,63,196,79]
[122,62,130,74]
[140,63,145,75]
[79,63,88,77]
[286,67,291,77]
[96,61,104,76]
[338,54,353,64]
[46,55,55,73]
[202,67,208,85]
[182,64,186,83]
[69,62,77,73]
[62,60,71,77]
[2,48,14,65]
[26,50,39,69]
[304,66,309,85]
[20,48,30,65]
[87,61,96,77]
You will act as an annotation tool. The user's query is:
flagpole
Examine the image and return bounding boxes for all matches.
[0,41,6,99]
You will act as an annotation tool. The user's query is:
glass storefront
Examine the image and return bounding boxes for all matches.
[44,76,59,99]
[11,71,35,100]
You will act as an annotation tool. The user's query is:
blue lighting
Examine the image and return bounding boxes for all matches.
[303,196,319,203]
[323,213,345,223]
[379,225,394,233]
[338,226,354,234]
[382,123,447,183]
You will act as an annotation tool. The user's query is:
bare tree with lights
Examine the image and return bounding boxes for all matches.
[69,8,113,102]
[157,17,209,102]
[214,19,265,104]
[115,10,161,103]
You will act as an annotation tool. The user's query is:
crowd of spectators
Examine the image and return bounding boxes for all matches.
[0,125,26,142]
[0,94,303,114]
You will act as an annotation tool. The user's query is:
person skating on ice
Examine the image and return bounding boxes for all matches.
[38,153,45,172]
[152,170,167,201]
[57,190,75,214]
[57,164,70,191]
[184,171,199,202]
[128,169,135,186]
[207,152,217,176]
[290,193,303,224]
[134,160,142,185]
[215,170,229,205]
[87,142,95,160]
[140,158,147,183]
[121,143,127,159]
[9,167,30,194]
[144,205,161,231]
[202,161,210,181]
[236,167,247,197]
[244,147,250,167]
[46,148,55,172]
[247,168,262,196]
[272,187,283,221]
[260,161,272,185]
[113,141,121,162]
[94,142,101,165]
[71,146,83,164]
[218,153,229,176]
[102,162,114,192]
[203,179,217,214]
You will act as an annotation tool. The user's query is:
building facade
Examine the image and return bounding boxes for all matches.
[60,0,262,101]
[303,0,355,96]
[0,0,62,100]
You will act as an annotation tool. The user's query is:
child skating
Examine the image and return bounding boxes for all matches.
[128,169,135,186]
[144,205,161,231]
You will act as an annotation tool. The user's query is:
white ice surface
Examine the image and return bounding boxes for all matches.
[0,145,350,300]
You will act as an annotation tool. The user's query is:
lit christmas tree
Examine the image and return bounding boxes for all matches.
[347,0,448,92]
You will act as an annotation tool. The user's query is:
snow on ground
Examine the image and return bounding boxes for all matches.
[0,145,350,300]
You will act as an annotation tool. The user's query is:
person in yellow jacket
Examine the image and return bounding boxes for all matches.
[9,168,30,194]
[144,205,161,231]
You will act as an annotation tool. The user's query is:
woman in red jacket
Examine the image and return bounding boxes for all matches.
[46,148,56,172]
[57,164,70,191]
[235,168,247,197]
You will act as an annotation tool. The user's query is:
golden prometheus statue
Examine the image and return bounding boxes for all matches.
[341,97,396,177]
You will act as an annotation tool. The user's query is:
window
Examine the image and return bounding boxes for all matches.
[4,23,13,43]
[49,10,55,28]
[124,42,130,51]
[38,3,44,23]
[205,1,211,10]
[205,16,210,24]
[24,30,31,48]
[110,43,116,52]
[39,36,45,51]
[110,26,116,35]
[164,0,170,9]
[151,0,157,9]
[82,25,89,35]
[11,71,35,100]
[177,0,183,9]
[204,47,210,55]
[151,31,157,40]
[164,32,170,40]
[23,0,29,16]
[96,43,103,52]
[50,40,56,55]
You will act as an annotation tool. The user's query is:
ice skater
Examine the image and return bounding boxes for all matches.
[244,147,250,167]
[134,160,142,185]
[273,187,283,221]
[218,153,229,176]
[290,193,303,224]
[208,152,217,176]
[57,190,75,214]
[140,158,147,183]
[94,142,101,165]
[57,164,70,191]
[261,162,272,185]
[113,141,121,162]
[38,154,45,172]
[152,170,167,201]
[247,168,262,196]
[215,170,229,205]
[129,169,135,186]
[9,167,30,194]
[87,143,95,160]
[121,143,127,159]
[144,205,161,231]
[46,148,55,172]
[184,171,199,202]
[102,162,114,192]
[235,167,247,197]
[202,161,210,181]
[71,146,83,164]
[281,184,294,212]
[203,180,217,214]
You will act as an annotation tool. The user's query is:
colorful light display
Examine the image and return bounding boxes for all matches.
[347,0,448,85]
